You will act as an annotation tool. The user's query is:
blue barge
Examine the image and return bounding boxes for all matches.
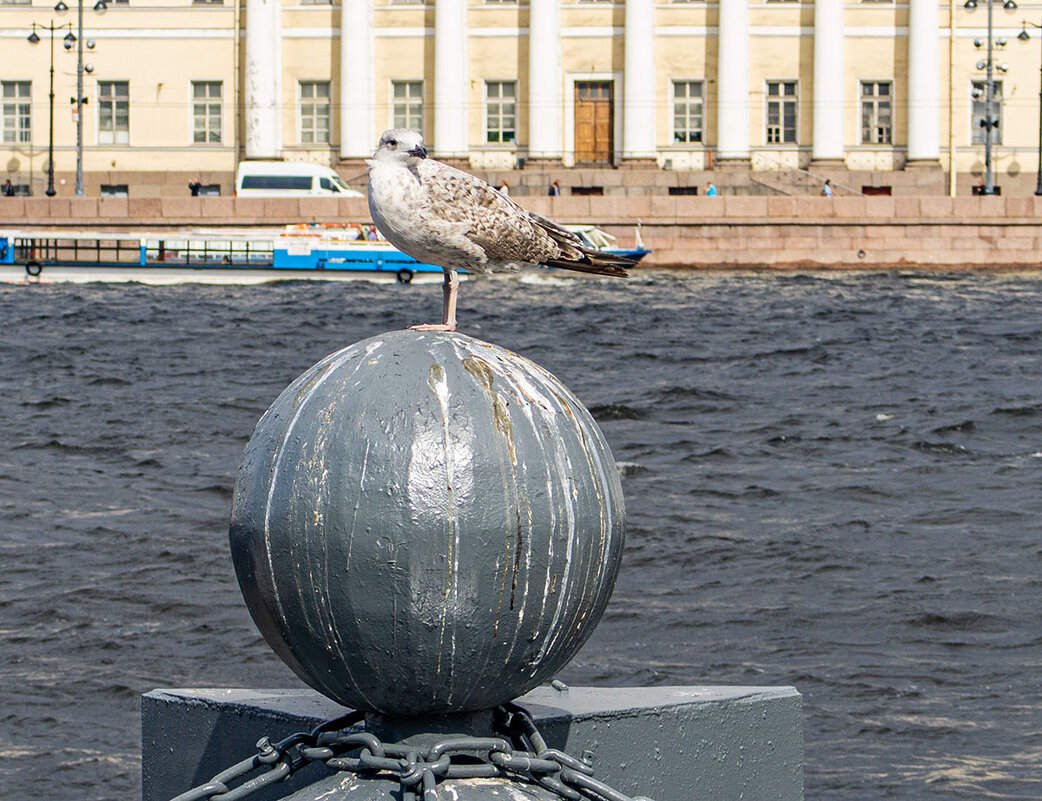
[0,229,440,284]
[0,225,648,284]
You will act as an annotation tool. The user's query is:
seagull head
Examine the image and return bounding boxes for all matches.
[374,129,427,164]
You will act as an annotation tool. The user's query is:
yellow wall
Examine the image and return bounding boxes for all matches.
[3,0,1041,195]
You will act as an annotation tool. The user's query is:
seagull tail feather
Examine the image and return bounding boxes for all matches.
[542,249,632,278]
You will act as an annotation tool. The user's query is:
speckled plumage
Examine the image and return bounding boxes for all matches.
[367,129,630,330]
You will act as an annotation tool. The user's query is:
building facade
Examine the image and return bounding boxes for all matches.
[1,0,1041,196]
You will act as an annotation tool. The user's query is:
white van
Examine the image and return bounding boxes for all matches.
[235,161,364,198]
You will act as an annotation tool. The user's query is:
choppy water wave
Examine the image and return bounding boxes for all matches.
[1,271,1041,800]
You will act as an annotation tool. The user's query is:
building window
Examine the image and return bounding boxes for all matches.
[100,184,128,197]
[2,82,31,144]
[765,80,798,144]
[392,80,424,133]
[192,81,222,144]
[299,81,331,144]
[672,80,704,143]
[485,81,516,144]
[98,81,129,145]
[860,80,892,144]
[971,80,1003,145]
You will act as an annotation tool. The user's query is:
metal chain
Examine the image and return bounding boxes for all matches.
[167,703,654,801]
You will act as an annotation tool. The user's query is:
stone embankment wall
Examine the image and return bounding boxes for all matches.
[3,195,1041,269]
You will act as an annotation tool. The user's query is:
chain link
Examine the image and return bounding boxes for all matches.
[167,702,653,801]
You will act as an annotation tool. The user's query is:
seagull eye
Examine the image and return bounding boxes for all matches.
[388,139,398,147]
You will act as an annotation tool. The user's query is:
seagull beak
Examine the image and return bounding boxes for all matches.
[408,145,427,159]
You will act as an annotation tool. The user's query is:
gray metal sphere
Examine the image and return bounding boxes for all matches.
[230,331,625,716]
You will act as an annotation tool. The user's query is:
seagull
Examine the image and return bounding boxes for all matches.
[367,128,632,332]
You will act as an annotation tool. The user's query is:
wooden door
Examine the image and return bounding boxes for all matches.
[574,81,614,165]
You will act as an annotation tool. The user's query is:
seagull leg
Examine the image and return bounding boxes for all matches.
[409,269,459,332]
[441,269,459,329]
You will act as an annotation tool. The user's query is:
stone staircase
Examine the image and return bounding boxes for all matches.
[750,168,862,197]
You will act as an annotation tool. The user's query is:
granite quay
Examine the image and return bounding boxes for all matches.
[3,195,1042,269]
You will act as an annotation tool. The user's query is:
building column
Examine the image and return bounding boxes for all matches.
[907,0,941,165]
[811,0,845,165]
[623,0,656,163]
[433,0,468,159]
[528,0,562,162]
[716,0,750,164]
[340,0,374,160]
[244,0,281,159]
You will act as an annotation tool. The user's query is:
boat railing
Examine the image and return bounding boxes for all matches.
[142,237,274,266]
[13,235,143,266]
[3,232,276,268]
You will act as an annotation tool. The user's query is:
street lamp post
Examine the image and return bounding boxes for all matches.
[56,0,107,197]
[965,0,1017,195]
[28,1,106,198]
[27,22,72,197]
[1018,21,1042,195]
[985,0,997,193]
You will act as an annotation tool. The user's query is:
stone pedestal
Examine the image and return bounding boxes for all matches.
[142,686,804,801]
[713,157,753,171]
[619,158,659,169]
[903,158,943,171]
[809,159,847,172]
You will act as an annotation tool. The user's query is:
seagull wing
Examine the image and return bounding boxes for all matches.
[520,210,632,276]
[418,162,631,277]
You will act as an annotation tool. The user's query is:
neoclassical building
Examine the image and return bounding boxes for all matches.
[1,0,1040,195]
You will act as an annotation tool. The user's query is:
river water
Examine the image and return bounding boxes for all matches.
[1,270,1041,801]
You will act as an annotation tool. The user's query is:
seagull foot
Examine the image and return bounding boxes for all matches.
[408,323,458,332]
